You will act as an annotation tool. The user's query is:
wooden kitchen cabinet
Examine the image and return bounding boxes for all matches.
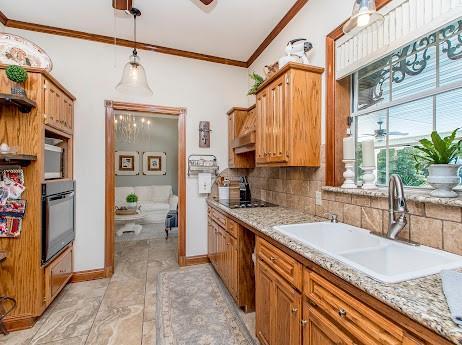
[44,77,74,134]
[227,106,256,168]
[303,301,355,345]
[255,258,302,345]
[255,62,324,167]
[208,206,255,312]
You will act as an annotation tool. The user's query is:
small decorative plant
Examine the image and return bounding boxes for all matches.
[412,129,462,170]
[412,128,462,198]
[247,72,264,95]
[5,65,28,97]
[126,193,138,204]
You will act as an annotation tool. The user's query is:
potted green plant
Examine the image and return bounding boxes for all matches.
[413,128,462,198]
[6,65,28,97]
[126,193,138,208]
[247,72,264,95]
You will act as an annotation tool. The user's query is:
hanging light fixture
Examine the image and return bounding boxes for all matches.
[343,0,384,34]
[116,7,153,96]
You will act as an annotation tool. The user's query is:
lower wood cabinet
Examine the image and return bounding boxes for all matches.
[256,258,302,345]
[208,207,255,312]
[303,301,355,345]
[255,236,430,345]
[44,245,73,306]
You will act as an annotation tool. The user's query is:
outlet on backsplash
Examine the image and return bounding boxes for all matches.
[315,191,322,206]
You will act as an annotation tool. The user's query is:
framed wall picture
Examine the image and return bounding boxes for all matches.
[143,152,167,176]
[115,151,140,176]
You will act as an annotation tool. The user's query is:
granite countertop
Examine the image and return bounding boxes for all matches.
[322,186,462,208]
[208,199,462,345]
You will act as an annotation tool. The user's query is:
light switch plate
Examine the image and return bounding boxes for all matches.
[315,191,322,206]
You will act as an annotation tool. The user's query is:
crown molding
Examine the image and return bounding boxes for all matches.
[0,1,310,68]
[246,0,309,67]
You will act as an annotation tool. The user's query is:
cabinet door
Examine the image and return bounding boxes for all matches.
[227,234,238,301]
[256,259,273,345]
[303,302,355,345]
[273,272,302,345]
[268,74,287,163]
[208,220,215,265]
[228,113,235,167]
[62,96,74,133]
[44,79,61,128]
[256,90,268,163]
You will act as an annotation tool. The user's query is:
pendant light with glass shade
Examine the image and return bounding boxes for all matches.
[343,0,384,35]
[115,7,153,96]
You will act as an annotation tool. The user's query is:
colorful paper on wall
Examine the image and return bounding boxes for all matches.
[0,216,22,238]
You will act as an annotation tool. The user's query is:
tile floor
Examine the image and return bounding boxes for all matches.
[1,236,257,345]
[1,237,178,345]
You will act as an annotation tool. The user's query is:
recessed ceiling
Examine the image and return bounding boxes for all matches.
[0,0,299,61]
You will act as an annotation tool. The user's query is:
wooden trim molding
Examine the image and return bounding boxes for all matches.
[5,19,247,68]
[246,0,309,67]
[181,254,210,266]
[70,269,106,283]
[0,0,311,69]
[3,315,36,332]
[104,100,187,274]
[325,0,393,186]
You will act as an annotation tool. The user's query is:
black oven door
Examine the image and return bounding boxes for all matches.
[42,191,75,263]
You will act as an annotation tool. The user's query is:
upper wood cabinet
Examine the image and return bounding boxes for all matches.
[255,63,324,167]
[227,106,256,168]
[44,77,75,134]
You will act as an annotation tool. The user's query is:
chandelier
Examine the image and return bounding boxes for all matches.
[115,114,152,144]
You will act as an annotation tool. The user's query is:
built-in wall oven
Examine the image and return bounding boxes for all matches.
[42,181,75,264]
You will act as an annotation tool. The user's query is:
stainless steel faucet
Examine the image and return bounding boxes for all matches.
[387,174,408,239]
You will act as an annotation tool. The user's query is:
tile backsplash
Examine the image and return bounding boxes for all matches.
[224,148,462,256]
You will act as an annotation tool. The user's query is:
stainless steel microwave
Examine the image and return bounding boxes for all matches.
[44,144,63,179]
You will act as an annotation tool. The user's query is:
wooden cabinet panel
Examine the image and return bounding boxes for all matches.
[256,237,302,290]
[62,96,74,133]
[43,79,61,128]
[44,246,72,306]
[208,207,255,312]
[303,301,355,345]
[267,74,287,163]
[256,259,273,345]
[256,89,268,164]
[273,269,302,345]
[227,107,255,168]
[255,63,323,167]
[305,271,404,345]
[256,257,302,345]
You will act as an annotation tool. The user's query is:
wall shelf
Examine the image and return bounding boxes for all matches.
[0,93,37,113]
[0,153,37,168]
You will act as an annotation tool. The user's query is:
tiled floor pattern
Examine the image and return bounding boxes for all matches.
[1,238,257,345]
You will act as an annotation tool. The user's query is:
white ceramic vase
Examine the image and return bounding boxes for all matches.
[427,164,462,198]
[127,202,137,209]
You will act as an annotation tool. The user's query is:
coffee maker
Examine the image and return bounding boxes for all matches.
[239,177,252,202]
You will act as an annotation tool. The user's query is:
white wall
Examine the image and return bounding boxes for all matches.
[248,0,353,144]
[5,28,248,270]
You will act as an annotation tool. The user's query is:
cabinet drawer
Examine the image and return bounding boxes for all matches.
[256,237,302,290]
[212,209,227,229]
[226,218,239,238]
[304,270,405,345]
[45,246,73,305]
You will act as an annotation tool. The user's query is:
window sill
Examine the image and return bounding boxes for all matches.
[322,186,462,208]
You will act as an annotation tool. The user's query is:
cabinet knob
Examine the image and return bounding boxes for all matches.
[301,320,308,327]
[270,256,278,262]
[291,307,298,313]
[338,308,347,318]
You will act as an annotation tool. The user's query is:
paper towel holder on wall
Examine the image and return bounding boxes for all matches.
[187,154,219,176]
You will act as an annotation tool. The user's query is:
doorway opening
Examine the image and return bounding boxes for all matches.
[104,101,186,276]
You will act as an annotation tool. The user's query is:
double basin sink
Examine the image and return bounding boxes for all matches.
[274,222,462,283]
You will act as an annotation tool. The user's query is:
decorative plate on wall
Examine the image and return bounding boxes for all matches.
[0,33,53,71]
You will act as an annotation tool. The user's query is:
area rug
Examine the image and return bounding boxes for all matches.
[156,264,256,345]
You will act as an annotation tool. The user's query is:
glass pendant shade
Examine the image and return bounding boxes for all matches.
[116,51,153,96]
[343,0,384,34]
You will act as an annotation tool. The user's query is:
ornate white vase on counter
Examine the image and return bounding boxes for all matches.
[427,164,462,198]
